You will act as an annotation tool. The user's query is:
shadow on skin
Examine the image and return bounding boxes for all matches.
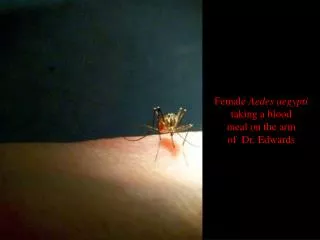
[0,132,202,240]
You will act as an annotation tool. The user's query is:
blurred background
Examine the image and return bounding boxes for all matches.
[0,0,202,142]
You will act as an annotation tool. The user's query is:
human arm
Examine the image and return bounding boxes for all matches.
[0,131,202,240]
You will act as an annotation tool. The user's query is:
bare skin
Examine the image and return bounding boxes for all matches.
[0,132,202,240]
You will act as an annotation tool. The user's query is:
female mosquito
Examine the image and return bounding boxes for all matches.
[124,106,198,164]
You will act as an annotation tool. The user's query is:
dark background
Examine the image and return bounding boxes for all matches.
[204,16,320,239]
[0,0,202,142]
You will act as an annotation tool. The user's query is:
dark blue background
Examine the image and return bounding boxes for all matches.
[1,0,202,142]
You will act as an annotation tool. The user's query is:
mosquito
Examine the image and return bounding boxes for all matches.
[124,106,198,165]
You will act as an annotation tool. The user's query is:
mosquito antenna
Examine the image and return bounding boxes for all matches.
[176,132,200,148]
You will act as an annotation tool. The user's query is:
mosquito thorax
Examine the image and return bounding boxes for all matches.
[164,113,178,127]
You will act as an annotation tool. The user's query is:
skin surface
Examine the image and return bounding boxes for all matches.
[0,132,202,240]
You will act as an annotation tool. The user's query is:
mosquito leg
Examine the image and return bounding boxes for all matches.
[123,125,155,141]
[175,107,187,127]
[181,131,189,167]
[170,133,175,148]
[157,107,165,120]
[153,106,163,140]
[182,131,189,146]
[182,150,189,167]
[152,107,159,130]
[154,135,161,162]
